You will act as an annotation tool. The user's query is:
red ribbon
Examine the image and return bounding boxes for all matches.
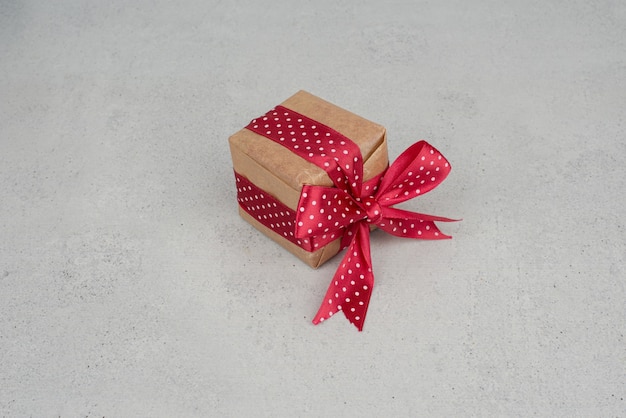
[245,105,455,330]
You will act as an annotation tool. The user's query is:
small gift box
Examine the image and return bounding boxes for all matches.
[229,90,389,268]
[229,91,456,330]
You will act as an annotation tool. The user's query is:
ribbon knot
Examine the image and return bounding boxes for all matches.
[362,195,383,224]
[295,140,456,330]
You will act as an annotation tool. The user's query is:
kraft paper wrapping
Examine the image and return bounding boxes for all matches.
[229,90,389,268]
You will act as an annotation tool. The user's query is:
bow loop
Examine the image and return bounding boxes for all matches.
[375,141,451,206]
[295,185,365,240]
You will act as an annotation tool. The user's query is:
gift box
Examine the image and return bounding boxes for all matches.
[229,91,456,330]
[229,90,389,268]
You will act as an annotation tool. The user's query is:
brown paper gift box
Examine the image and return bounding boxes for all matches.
[228,91,389,268]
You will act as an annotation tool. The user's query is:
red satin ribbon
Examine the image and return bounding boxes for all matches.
[245,105,455,331]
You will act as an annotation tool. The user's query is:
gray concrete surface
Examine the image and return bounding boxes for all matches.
[1,0,625,416]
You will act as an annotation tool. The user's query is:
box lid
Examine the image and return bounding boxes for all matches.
[229,91,388,204]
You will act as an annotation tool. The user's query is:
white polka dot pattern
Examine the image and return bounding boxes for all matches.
[295,141,456,330]
[235,172,341,251]
[241,104,456,331]
[312,222,373,329]
[235,173,304,248]
[246,105,363,196]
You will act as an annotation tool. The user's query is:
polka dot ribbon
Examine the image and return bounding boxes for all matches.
[246,106,456,331]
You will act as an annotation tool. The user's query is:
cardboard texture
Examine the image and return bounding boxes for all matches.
[229,90,389,268]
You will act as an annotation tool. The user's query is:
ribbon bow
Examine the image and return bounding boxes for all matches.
[295,140,455,330]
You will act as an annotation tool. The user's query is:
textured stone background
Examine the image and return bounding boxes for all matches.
[1,0,624,416]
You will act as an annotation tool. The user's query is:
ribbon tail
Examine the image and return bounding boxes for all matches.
[382,206,459,223]
[376,206,458,239]
[312,222,374,331]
